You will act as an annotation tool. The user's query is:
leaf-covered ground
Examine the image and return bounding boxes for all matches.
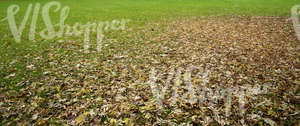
[1,16,300,125]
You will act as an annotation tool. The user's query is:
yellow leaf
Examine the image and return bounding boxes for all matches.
[110,119,117,125]
[293,80,300,85]
[193,78,202,84]
[75,114,85,124]
[75,112,89,124]
[96,97,102,102]
[175,80,181,86]
[124,118,130,126]
[77,89,89,96]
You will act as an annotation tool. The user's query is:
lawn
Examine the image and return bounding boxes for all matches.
[0,0,299,125]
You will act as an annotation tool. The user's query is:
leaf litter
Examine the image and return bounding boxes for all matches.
[0,16,300,125]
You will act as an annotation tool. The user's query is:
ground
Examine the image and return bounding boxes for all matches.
[0,0,300,125]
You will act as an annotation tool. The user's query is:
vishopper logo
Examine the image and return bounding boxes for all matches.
[291,5,300,41]
[147,65,273,124]
[1,1,130,53]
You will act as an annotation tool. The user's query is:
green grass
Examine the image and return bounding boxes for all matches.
[0,0,299,88]
[0,0,298,22]
[0,0,300,125]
